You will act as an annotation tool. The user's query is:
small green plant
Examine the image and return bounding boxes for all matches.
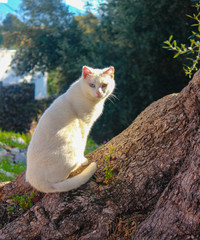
[163,1,200,78]
[103,146,116,184]
[8,192,35,212]
[7,205,15,212]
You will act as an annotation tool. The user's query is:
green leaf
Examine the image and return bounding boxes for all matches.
[173,52,180,58]
[181,44,186,50]
[169,35,173,42]
[163,40,169,44]
[186,14,194,19]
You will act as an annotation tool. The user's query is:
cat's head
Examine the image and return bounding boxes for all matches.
[81,66,115,101]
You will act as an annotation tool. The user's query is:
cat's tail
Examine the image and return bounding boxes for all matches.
[49,162,97,193]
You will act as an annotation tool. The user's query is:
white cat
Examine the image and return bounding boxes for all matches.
[26,66,115,193]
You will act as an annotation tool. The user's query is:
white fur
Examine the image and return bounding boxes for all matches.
[26,66,115,193]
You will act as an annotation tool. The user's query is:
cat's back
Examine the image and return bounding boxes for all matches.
[36,84,79,132]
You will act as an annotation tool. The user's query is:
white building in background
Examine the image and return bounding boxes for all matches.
[0,49,48,99]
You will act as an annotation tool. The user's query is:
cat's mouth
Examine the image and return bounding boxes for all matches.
[96,92,103,98]
[96,94,105,99]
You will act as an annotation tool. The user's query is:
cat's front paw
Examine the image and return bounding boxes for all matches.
[82,157,88,166]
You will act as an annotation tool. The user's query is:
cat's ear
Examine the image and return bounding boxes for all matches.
[82,66,93,79]
[103,66,114,78]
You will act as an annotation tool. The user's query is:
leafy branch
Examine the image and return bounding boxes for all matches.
[163,1,200,78]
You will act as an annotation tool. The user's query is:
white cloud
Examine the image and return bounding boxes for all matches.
[0,0,8,3]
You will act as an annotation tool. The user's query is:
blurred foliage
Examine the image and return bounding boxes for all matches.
[0,0,195,142]
[1,14,25,49]
[91,0,194,142]
[47,69,61,95]
[2,0,73,75]
[2,14,23,32]
[0,83,35,133]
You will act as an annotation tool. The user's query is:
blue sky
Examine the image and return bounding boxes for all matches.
[0,0,21,20]
[0,0,100,21]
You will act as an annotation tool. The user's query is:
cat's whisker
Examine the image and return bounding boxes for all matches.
[108,97,115,104]
[108,92,118,104]
[111,93,119,100]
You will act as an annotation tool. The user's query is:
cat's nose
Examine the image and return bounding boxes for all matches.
[96,90,102,97]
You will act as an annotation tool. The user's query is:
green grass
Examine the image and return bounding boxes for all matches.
[0,172,14,182]
[0,130,103,182]
[85,137,102,155]
[0,130,29,182]
[0,129,30,149]
[0,157,26,181]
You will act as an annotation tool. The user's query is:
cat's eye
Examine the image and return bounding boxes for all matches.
[102,83,108,88]
[89,83,96,88]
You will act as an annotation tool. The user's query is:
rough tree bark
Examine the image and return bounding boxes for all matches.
[0,70,200,240]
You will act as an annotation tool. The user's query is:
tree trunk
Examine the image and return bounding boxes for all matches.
[1,71,200,240]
